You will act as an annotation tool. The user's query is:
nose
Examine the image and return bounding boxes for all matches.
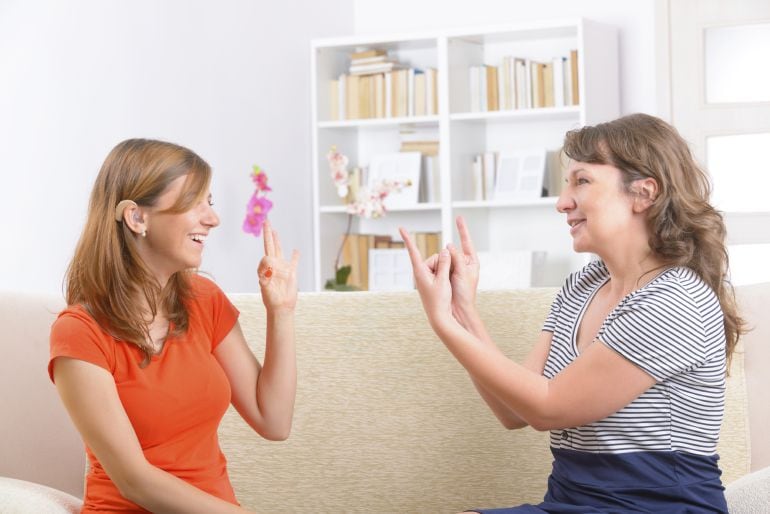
[203,204,220,228]
[556,187,574,214]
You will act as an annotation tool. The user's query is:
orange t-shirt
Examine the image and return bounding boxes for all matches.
[49,275,239,513]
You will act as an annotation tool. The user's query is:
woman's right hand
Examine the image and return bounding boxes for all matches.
[257,221,299,314]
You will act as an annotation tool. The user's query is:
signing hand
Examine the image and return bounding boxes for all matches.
[399,227,453,330]
[258,221,299,313]
[447,216,480,316]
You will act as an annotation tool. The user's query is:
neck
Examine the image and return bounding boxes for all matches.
[600,251,667,298]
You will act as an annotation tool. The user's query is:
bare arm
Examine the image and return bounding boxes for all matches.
[213,315,296,441]
[215,221,298,441]
[433,319,655,431]
[401,221,655,432]
[53,358,252,513]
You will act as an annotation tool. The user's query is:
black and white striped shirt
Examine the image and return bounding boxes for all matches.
[542,260,726,456]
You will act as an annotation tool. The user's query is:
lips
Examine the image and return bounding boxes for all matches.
[189,233,207,245]
[568,219,585,235]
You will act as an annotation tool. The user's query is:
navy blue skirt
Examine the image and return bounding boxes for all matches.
[472,448,727,514]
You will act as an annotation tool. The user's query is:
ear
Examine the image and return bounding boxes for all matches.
[121,203,147,236]
[630,178,658,213]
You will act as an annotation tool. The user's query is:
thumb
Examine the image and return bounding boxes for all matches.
[435,248,451,283]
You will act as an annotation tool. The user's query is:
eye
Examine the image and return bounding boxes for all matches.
[576,177,589,185]
[207,195,215,207]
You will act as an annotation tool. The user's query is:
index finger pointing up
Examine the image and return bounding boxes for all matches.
[398,227,427,279]
[263,220,275,257]
[456,216,478,261]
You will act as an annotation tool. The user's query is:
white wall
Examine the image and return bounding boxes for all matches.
[0,0,665,294]
[0,0,354,294]
[353,0,666,116]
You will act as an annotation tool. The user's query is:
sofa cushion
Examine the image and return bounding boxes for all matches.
[0,476,82,513]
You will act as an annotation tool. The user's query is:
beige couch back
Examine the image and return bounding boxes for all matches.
[224,288,757,513]
[1,284,767,512]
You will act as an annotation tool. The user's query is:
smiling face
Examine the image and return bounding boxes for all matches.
[137,175,220,284]
[556,161,642,256]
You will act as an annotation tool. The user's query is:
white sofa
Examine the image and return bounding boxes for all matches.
[1,284,768,513]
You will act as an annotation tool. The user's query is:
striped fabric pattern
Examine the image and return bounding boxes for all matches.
[542,260,726,456]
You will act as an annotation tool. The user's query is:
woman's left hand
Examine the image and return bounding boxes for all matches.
[258,221,299,313]
[399,227,454,331]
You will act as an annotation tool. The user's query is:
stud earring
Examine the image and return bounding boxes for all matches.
[142,230,147,238]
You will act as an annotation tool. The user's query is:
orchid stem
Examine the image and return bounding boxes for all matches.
[334,213,353,272]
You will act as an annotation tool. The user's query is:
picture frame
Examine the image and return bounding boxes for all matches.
[368,248,413,291]
[367,152,421,209]
[494,148,546,201]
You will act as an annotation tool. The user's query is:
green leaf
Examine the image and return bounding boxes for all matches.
[335,265,352,285]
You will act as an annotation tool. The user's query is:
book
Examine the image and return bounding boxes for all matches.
[570,49,579,105]
[384,72,392,118]
[420,155,440,203]
[514,58,528,109]
[351,48,386,60]
[486,65,499,111]
[337,73,347,120]
[350,55,389,65]
[472,154,483,201]
[357,234,375,290]
[400,141,439,155]
[346,74,359,119]
[482,151,497,200]
[543,62,554,107]
[552,56,566,107]
[414,71,426,116]
[349,61,399,75]
[341,233,361,288]
[425,68,438,115]
[407,68,416,117]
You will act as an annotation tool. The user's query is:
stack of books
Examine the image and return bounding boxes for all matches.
[469,50,579,112]
[329,49,439,120]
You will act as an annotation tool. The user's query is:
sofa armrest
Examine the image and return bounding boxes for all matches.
[0,476,82,513]
[725,465,770,513]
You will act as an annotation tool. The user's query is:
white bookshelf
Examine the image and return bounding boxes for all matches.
[310,19,618,291]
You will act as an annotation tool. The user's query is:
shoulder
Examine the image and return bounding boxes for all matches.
[559,260,608,299]
[628,267,717,316]
[186,272,229,306]
[51,305,107,340]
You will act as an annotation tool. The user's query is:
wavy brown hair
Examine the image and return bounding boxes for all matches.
[562,113,745,365]
[65,139,212,365]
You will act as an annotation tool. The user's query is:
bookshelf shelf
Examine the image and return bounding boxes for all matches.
[318,115,440,129]
[452,197,559,210]
[320,203,442,214]
[449,106,580,123]
[311,19,619,291]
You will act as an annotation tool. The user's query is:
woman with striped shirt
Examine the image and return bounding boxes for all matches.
[400,113,745,513]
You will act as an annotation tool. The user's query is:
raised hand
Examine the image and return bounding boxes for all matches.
[257,221,299,313]
[447,216,480,315]
[399,226,453,330]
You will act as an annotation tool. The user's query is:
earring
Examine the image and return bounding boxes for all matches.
[142,230,147,238]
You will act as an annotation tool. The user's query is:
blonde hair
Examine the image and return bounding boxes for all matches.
[65,139,212,365]
[563,113,745,365]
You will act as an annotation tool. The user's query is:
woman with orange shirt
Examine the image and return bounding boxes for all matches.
[49,139,298,513]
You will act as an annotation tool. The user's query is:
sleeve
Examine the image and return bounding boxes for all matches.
[542,287,564,333]
[190,274,239,351]
[48,308,115,383]
[598,281,707,382]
